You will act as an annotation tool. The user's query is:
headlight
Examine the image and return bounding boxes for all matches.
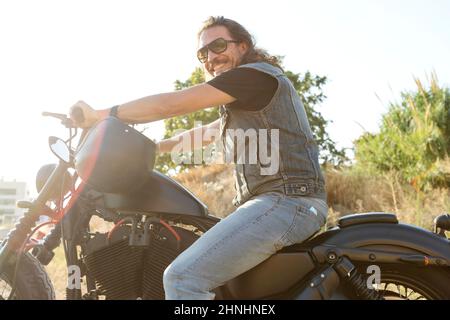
[36,163,73,201]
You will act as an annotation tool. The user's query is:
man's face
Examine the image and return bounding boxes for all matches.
[199,26,248,78]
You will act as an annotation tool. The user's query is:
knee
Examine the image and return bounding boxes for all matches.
[163,262,182,290]
[163,261,215,300]
[163,262,193,300]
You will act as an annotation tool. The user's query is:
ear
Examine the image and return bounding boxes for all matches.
[239,41,249,54]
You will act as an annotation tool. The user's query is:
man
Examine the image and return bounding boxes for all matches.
[70,16,328,300]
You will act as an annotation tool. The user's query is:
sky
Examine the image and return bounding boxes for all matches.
[1,0,449,191]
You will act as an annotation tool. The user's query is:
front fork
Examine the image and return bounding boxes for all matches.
[0,160,69,273]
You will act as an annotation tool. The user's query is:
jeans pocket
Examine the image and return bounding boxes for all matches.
[280,203,323,247]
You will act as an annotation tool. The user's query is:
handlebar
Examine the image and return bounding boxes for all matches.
[42,111,75,128]
[42,110,89,150]
[42,111,68,120]
[42,106,85,128]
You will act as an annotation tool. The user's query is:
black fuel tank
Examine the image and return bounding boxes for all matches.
[99,171,209,217]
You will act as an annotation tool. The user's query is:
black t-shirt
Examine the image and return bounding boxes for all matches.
[207,67,278,111]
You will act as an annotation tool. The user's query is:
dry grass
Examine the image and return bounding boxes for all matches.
[44,246,68,300]
[174,164,449,229]
[174,164,236,218]
[325,168,450,229]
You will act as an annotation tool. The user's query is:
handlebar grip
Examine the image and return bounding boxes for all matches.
[71,106,85,124]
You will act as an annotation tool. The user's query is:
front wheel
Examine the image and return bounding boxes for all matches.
[354,263,450,300]
[0,253,55,300]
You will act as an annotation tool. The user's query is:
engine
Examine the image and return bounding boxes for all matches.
[82,223,199,299]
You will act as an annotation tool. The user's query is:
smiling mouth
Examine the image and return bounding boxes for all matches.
[212,63,229,75]
[209,57,231,74]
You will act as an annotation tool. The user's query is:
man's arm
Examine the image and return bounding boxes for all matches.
[70,84,235,128]
[157,119,220,154]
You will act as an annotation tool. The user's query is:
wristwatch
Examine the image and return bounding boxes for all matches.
[109,105,120,118]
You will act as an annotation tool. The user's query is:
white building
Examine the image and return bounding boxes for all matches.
[0,179,28,227]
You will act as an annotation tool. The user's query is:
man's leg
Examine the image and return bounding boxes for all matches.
[163,193,327,300]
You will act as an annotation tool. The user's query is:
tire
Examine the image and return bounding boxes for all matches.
[354,262,450,300]
[0,253,55,300]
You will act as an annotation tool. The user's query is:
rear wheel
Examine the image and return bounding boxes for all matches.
[0,253,55,300]
[354,263,450,300]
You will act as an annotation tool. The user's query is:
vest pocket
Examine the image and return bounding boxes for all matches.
[284,143,316,178]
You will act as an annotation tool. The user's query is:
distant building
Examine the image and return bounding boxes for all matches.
[0,179,29,227]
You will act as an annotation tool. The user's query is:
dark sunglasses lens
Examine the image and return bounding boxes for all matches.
[197,47,208,62]
[197,38,231,63]
[209,38,227,54]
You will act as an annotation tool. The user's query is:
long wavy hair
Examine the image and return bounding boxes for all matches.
[197,16,283,70]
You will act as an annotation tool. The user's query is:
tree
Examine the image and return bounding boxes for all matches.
[354,72,450,190]
[284,70,347,165]
[155,64,346,173]
[154,67,217,174]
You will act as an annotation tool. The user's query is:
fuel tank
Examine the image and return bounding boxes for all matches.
[98,171,209,217]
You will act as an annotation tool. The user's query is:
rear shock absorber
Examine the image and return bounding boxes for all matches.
[334,257,385,300]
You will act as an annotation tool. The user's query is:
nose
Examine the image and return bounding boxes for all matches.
[207,49,219,63]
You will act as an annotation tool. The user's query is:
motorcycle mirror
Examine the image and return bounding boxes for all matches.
[49,136,71,163]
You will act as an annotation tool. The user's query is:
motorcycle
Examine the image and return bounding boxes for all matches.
[0,112,449,300]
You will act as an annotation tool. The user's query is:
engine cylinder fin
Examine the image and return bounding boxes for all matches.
[84,225,200,300]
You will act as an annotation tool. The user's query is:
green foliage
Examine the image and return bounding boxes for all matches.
[155,67,219,174]
[165,68,219,136]
[284,70,347,165]
[354,73,450,190]
[155,64,346,173]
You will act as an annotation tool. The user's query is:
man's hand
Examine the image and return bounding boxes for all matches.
[69,101,101,128]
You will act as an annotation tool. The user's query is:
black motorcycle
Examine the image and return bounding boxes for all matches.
[1,113,449,300]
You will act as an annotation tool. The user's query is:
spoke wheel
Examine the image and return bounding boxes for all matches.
[0,253,55,300]
[356,263,450,300]
[0,276,14,300]
[377,279,429,300]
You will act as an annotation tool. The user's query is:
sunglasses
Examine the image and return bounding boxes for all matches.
[197,37,240,63]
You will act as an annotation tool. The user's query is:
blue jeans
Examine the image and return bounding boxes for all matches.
[163,192,328,300]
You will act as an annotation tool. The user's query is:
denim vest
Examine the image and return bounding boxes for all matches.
[219,62,326,206]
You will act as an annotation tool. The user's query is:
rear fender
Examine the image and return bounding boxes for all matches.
[303,221,450,265]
